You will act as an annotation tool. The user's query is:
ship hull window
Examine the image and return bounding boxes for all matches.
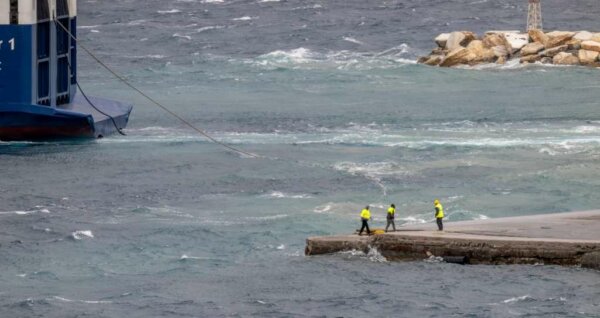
[37,0,50,22]
[10,0,18,24]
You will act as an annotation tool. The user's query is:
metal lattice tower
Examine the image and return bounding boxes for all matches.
[527,0,543,31]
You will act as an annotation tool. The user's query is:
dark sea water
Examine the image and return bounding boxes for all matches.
[1,0,600,317]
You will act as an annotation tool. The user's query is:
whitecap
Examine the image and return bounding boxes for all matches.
[502,295,533,303]
[244,214,288,221]
[90,30,100,33]
[196,25,225,33]
[157,9,181,14]
[338,246,387,263]
[262,191,311,199]
[343,37,363,45]
[173,33,192,40]
[127,19,147,26]
[52,296,112,304]
[232,16,257,21]
[276,244,285,250]
[201,0,224,3]
[366,246,388,263]
[71,230,94,240]
[313,204,332,213]
[400,216,428,224]
[180,254,207,260]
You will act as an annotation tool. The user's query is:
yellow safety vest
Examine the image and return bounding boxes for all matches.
[435,203,444,218]
[387,207,395,216]
[361,209,371,220]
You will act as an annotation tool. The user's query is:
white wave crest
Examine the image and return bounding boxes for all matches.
[262,191,312,199]
[233,16,257,21]
[502,295,534,304]
[244,214,289,221]
[343,37,363,45]
[338,246,387,263]
[252,47,415,70]
[157,9,181,14]
[334,161,409,178]
[0,207,50,216]
[180,254,208,260]
[313,203,332,213]
[52,296,112,304]
[71,230,94,240]
[196,25,225,33]
[173,33,192,40]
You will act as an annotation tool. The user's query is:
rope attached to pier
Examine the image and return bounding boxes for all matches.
[55,20,260,158]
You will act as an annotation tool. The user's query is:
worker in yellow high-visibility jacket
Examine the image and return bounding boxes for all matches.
[359,205,371,236]
[434,199,444,231]
[385,204,396,232]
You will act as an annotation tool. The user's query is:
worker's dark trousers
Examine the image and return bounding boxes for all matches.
[359,219,370,235]
[385,218,396,232]
[436,218,443,231]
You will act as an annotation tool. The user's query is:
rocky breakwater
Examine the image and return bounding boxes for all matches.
[418,30,600,67]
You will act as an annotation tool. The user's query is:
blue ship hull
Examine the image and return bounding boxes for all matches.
[0,6,133,141]
[0,95,132,141]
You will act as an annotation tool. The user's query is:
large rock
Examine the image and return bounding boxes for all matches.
[539,45,568,57]
[466,40,495,63]
[492,45,509,58]
[546,31,576,38]
[592,34,600,43]
[521,42,545,55]
[520,54,542,63]
[545,34,574,49]
[424,55,444,66]
[573,31,594,41]
[503,33,529,52]
[435,33,451,48]
[567,39,582,50]
[529,29,549,45]
[578,49,600,65]
[439,48,475,67]
[482,33,510,51]
[581,40,600,52]
[553,52,580,65]
[446,31,477,51]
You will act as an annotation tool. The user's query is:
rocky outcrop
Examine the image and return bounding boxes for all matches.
[553,52,579,65]
[446,31,477,51]
[521,42,545,55]
[581,40,600,52]
[439,48,474,67]
[579,49,600,65]
[419,29,600,68]
[529,29,549,45]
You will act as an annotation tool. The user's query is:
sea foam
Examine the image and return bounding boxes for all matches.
[71,230,94,240]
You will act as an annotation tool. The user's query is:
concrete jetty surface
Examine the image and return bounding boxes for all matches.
[305,210,600,269]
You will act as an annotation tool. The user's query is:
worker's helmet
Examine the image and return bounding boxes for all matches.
[434,199,440,205]
[391,204,395,208]
[365,205,369,209]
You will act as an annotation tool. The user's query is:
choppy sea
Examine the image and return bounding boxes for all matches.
[1,0,600,317]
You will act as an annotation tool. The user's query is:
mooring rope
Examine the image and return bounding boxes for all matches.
[55,19,260,158]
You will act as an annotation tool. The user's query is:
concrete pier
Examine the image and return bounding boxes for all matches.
[305,210,600,269]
